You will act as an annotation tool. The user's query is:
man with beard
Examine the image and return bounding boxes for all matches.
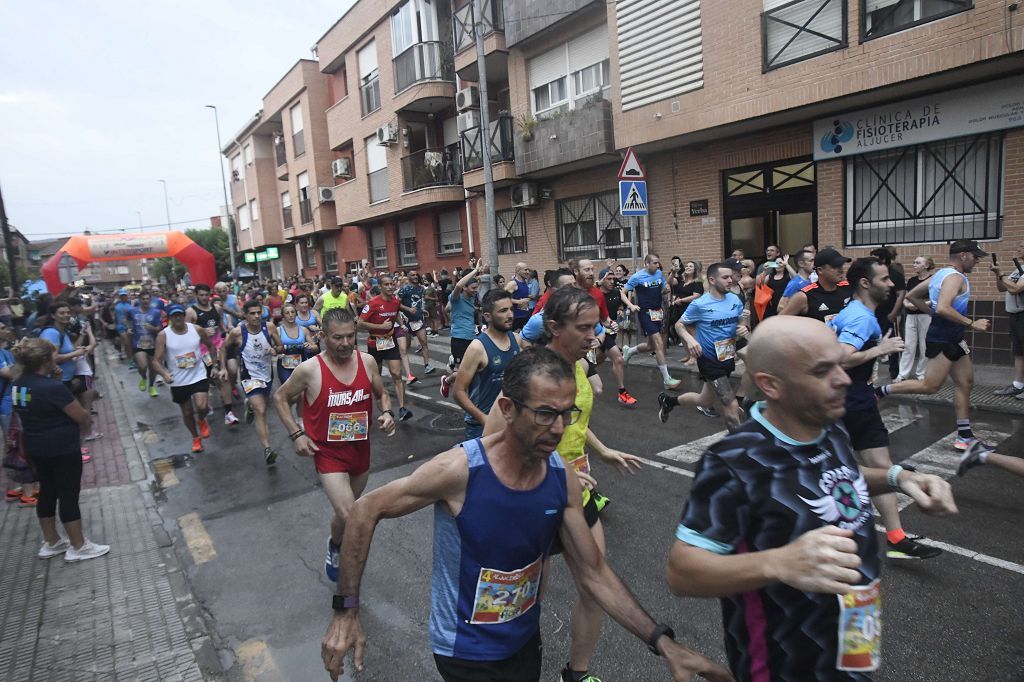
[621,254,681,390]
[572,259,636,407]
[396,270,436,378]
[779,248,852,323]
[358,274,412,422]
[186,284,237,425]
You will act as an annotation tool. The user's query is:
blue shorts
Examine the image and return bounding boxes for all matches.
[639,308,664,337]
[464,423,484,440]
[116,324,127,334]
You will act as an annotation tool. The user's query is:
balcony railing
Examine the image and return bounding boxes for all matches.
[393,41,454,93]
[360,75,381,116]
[274,140,287,166]
[299,198,313,225]
[452,0,504,54]
[402,144,463,192]
[368,168,390,203]
[460,113,514,171]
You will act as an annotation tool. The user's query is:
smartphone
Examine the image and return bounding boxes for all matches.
[992,253,998,266]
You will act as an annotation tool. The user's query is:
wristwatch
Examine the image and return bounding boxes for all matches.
[382,409,395,418]
[332,595,359,611]
[646,623,675,655]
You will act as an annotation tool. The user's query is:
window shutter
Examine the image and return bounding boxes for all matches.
[290,103,304,133]
[568,24,609,72]
[617,0,703,111]
[528,45,567,90]
[365,135,387,172]
[357,40,378,78]
[764,0,844,67]
[865,0,901,11]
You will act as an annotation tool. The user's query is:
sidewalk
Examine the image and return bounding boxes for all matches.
[0,352,219,681]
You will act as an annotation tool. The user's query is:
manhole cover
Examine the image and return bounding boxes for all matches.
[428,412,466,433]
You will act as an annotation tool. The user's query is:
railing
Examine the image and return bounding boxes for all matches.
[299,198,313,224]
[274,140,287,166]
[368,168,390,203]
[460,113,514,171]
[452,0,504,54]
[401,144,463,192]
[393,41,454,93]
[360,76,381,116]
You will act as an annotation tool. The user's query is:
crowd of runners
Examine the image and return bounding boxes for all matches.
[7,238,1021,680]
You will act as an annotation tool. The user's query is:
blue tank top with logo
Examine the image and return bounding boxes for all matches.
[430,438,566,661]
[927,267,969,343]
[465,333,520,428]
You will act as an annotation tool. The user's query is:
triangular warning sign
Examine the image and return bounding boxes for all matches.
[623,183,646,211]
[617,148,645,180]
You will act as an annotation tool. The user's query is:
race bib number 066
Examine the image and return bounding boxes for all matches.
[836,579,881,672]
[470,555,543,625]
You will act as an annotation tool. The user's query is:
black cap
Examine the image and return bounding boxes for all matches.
[722,258,744,271]
[331,276,345,286]
[949,239,988,257]
[814,248,851,269]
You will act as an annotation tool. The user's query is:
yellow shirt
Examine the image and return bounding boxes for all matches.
[557,361,593,504]
[321,290,349,313]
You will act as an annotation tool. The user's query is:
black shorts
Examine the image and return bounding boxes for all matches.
[434,631,541,682]
[549,493,600,556]
[63,377,87,397]
[451,336,473,366]
[601,332,618,352]
[1010,312,1024,357]
[697,355,736,382]
[132,347,155,357]
[369,344,401,365]
[842,406,889,451]
[224,344,239,362]
[925,339,969,362]
[171,379,209,404]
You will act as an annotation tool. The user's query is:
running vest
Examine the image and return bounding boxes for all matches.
[321,291,348,314]
[465,332,521,429]
[164,324,207,387]
[296,310,319,329]
[304,354,373,455]
[800,281,852,323]
[191,304,221,340]
[927,267,970,344]
[278,324,307,371]
[556,361,593,479]
[239,324,273,383]
[429,438,567,661]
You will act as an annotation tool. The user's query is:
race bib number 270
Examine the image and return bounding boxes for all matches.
[470,555,543,625]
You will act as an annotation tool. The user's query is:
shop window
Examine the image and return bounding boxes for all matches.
[557,191,636,262]
[497,208,527,255]
[862,0,972,41]
[845,133,1003,246]
[763,0,846,70]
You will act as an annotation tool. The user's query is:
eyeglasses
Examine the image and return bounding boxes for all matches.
[511,398,582,426]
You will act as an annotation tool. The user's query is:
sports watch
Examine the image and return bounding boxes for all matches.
[332,595,360,611]
[647,623,675,655]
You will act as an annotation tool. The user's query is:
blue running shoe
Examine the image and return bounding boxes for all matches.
[326,538,340,582]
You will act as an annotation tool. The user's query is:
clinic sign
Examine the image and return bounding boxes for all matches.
[813,74,1024,160]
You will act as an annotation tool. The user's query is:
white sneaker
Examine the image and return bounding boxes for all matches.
[38,538,70,559]
[64,540,111,562]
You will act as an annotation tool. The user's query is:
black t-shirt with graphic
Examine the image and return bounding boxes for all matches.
[12,373,79,458]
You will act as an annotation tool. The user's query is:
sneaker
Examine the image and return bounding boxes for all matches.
[663,377,682,391]
[657,392,675,423]
[83,431,103,442]
[892,376,906,384]
[560,667,603,682]
[138,377,148,392]
[244,400,254,424]
[958,439,992,477]
[148,385,158,398]
[424,364,436,374]
[993,384,1024,396]
[191,437,204,454]
[65,540,111,563]
[591,491,610,512]
[954,436,991,452]
[128,361,137,371]
[697,406,719,418]
[224,411,240,426]
[325,538,341,582]
[206,405,215,418]
[154,376,165,386]
[38,538,70,559]
[6,488,22,503]
[399,406,413,422]
[886,536,942,560]
[198,419,211,439]
[617,390,638,408]
[19,494,37,507]
[264,447,277,466]
[622,346,637,366]
[406,373,418,385]
[439,374,452,398]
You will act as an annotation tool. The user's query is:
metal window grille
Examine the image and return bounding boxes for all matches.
[862,0,972,41]
[557,191,637,261]
[497,208,527,255]
[763,0,846,71]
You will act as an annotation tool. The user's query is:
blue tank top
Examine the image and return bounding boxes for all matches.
[279,324,305,352]
[927,267,970,343]
[296,311,319,329]
[465,333,521,428]
[513,279,530,319]
[430,438,567,661]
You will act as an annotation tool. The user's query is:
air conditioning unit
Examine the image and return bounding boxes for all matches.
[331,157,352,179]
[455,85,480,112]
[511,182,539,209]
[317,186,336,202]
[457,110,481,132]
[377,123,398,145]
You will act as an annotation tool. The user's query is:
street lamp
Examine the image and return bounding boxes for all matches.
[158,179,178,286]
[205,104,238,279]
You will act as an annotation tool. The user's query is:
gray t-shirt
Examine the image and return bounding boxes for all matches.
[1007,269,1024,314]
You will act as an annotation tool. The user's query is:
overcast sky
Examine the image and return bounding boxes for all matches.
[0,0,355,240]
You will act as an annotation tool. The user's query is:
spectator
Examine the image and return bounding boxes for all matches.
[895,256,935,383]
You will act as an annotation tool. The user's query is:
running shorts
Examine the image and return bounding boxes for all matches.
[368,345,401,365]
[697,356,737,404]
[450,337,473,366]
[601,331,618,352]
[433,631,541,682]
[314,443,370,476]
[132,347,155,357]
[1010,312,1024,357]
[549,494,600,556]
[171,379,209,405]
[63,377,87,397]
[842,406,889,451]
[639,308,664,337]
[925,340,969,362]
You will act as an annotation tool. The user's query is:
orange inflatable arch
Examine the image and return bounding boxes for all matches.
[42,231,217,294]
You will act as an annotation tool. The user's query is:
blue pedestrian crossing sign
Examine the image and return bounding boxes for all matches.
[619,180,648,216]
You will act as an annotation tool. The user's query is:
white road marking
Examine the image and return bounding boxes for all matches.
[635,456,695,478]
[405,389,461,411]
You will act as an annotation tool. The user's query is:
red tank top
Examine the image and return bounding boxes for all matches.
[305,354,374,456]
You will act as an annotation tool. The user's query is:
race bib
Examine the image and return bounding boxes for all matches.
[714,337,737,362]
[824,313,839,324]
[374,335,395,351]
[409,320,424,332]
[567,453,591,477]
[957,339,971,356]
[470,555,543,625]
[240,379,266,394]
[175,352,197,369]
[137,336,154,350]
[327,411,369,442]
[836,579,881,672]
[201,351,213,367]
[281,354,302,370]
[647,308,664,322]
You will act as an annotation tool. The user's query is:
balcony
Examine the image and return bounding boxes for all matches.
[368,168,390,203]
[461,113,514,171]
[402,144,463,192]
[275,140,288,180]
[504,0,603,47]
[453,0,503,53]
[514,97,615,177]
[393,41,454,94]
[452,0,507,79]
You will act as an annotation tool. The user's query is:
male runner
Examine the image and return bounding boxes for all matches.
[779,248,852,322]
[510,261,534,331]
[452,289,522,440]
[129,291,164,397]
[658,262,747,431]
[666,315,957,681]
[621,253,681,390]
[220,300,284,465]
[778,249,815,311]
[152,304,218,454]
[596,267,637,406]
[439,261,483,398]
[877,240,992,450]
[315,277,350,316]
[572,259,635,407]
[273,308,396,583]
[357,274,412,422]
[113,289,134,361]
[320,347,730,682]
[396,270,436,377]
[828,257,939,560]
[186,283,238,425]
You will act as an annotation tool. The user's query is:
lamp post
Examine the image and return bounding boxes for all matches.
[158,179,179,286]
[205,105,238,279]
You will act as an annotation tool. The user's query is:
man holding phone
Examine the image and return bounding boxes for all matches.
[992,244,1024,397]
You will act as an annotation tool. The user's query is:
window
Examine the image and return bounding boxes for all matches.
[249,198,259,222]
[862,0,972,40]
[845,133,1003,246]
[281,191,293,229]
[763,0,846,70]
[290,102,305,157]
[572,60,610,101]
[398,221,418,265]
[366,135,389,203]
[436,210,463,254]
[305,238,317,268]
[323,237,339,273]
[371,226,388,269]
[358,40,381,116]
[497,208,527,254]
[297,172,313,224]
[391,0,444,92]
[243,143,254,166]
[532,78,568,115]
[238,204,250,231]
[528,25,609,116]
[557,190,637,261]
[115,266,130,275]
[231,154,242,181]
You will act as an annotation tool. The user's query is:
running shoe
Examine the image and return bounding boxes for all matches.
[439,374,452,398]
[993,384,1024,396]
[325,538,341,582]
[617,390,638,408]
[958,439,992,477]
[697,405,719,418]
[191,437,204,454]
[424,364,436,374]
[154,376,165,386]
[406,373,418,385]
[83,431,103,442]
[6,488,22,503]
[657,392,675,423]
[19,494,37,507]
[65,539,111,563]
[149,385,158,398]
[886,536,942,560]
[206,405,215,418]
[38,538,70,559]
[128,361,136,370]
[591,491,610,512]
[622,346,637,366]
[663,377,682,391]
[244,400,254,424]
[954,436,991,452]
[560,668,603,682]
[224,411,240,426]
[138,377,148,392]
[198,419,211,439]
[399,406,413,422]
[264,447,277,466]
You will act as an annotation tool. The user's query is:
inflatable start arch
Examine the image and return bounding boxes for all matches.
[41,231,217,294]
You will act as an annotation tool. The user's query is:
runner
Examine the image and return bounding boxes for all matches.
[621,253,681,390]
[277,303,319,428]
[273,308,396,583]
[666,315,957,681]
[658,262,748,431]
[315,277,351,316]
[452,289,522,440]
[219,300,284,465]
[152,304,218,454]
[575,259,636,407]
[319,346,730,682]
[779,248,852,322]
[113,289,134,362]
[877,240,992,450]
[439,261,483,398]
[127,292,164,397]
[828,257,939,560]
[509,261,535,332]
[777,249,815,312]
[295,294,322,334]
[186,283,238,425]
[357,274,412,423]
[396,270,436,378]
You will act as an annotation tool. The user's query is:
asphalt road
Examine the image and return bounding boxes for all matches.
[114,339,1024,682]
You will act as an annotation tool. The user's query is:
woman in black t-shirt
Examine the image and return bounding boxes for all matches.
[668,260,705,353]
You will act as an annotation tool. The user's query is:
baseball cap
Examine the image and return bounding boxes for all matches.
[722,258,744,271]
[949,239,988,257]
[166,304,186,316]
[814,248,851,269]
[598,267,611,280]
[118,288,128,295]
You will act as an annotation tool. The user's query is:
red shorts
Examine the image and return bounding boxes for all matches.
[313,442,370,476]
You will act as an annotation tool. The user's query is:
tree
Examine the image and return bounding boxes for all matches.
[148,227,231,285]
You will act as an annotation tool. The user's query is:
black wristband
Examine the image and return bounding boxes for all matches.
[382,409,395,418]
[288,429,305,441]
[647,623,675,655]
